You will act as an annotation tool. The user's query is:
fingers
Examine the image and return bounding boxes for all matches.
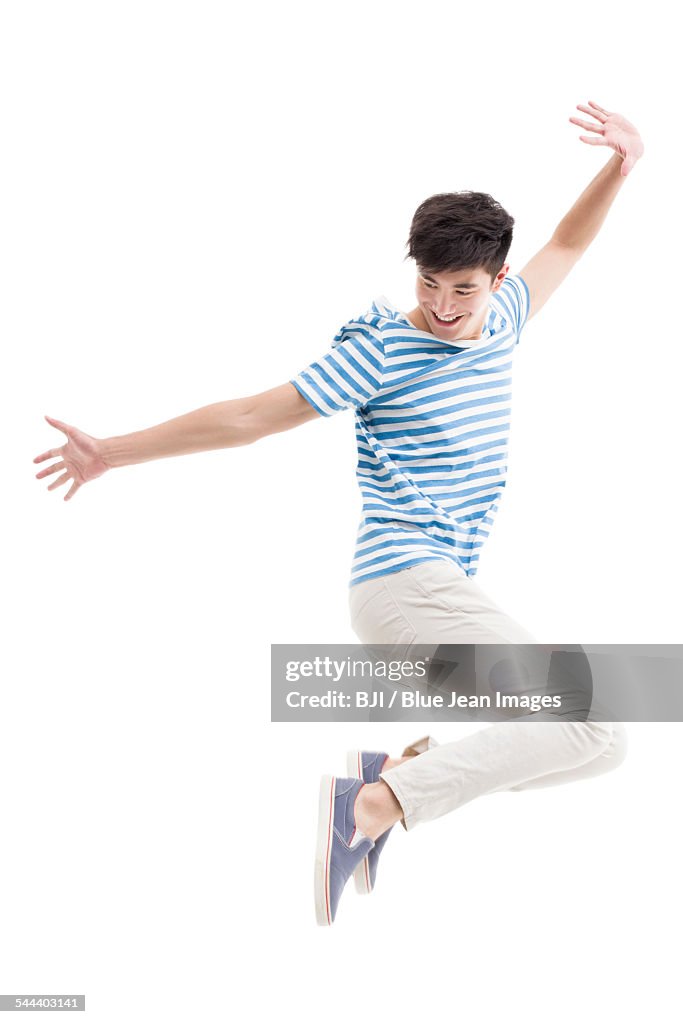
[35,460,67,480]
[588,100,612,118]
[33,447,63,464]
[570,116,605,134]
[47,472,71,492]
[576,103,606,123]
[579,135,608,146]
[44,415,72,436]
[35,415,71,465]
[36,462,82,499]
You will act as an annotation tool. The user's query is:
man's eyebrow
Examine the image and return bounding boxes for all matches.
[420,273,479,288]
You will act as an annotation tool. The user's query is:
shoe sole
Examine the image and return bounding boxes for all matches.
[314,775,336,926]
[346,750,372,895]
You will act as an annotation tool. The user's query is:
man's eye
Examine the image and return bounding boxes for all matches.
[423,281,436,288]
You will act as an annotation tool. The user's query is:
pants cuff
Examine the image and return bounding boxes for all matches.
[379,770,418,832]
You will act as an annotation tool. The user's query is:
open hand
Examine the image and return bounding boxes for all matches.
[570,100,644,176]
[34,416,110,501]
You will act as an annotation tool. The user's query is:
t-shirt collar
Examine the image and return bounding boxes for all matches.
[374,295,492,348]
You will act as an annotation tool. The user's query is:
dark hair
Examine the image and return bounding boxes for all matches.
[406,191,514,282]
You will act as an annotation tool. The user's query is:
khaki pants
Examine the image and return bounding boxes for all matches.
[348,561,628,830]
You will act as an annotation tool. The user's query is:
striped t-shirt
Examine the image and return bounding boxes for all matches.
[290,274,531,588]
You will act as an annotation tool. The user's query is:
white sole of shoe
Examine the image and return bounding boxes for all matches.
[346,750,372,895]
[314,775,336,926]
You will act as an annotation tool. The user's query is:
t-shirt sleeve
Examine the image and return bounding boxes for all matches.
[496,273,531,343]
[289,317,387,417]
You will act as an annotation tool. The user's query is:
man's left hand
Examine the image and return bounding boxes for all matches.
[569,100,644,176]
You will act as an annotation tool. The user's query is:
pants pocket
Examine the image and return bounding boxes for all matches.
[404,561,464,614]
[350,580,417,647]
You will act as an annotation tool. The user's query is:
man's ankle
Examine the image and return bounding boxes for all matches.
[382,753,414,772]
[355,780,403,840]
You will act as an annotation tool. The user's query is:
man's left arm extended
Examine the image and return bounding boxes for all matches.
[520,100,644,320]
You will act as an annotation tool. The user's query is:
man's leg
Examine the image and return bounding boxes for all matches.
[348,560,628,835]
[355,718,627,836]
[349,559,540,646]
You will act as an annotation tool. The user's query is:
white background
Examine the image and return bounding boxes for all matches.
[2,1,681,1021]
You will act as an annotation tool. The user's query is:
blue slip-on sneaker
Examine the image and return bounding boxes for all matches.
[346,750,391,895]
[314,776,374,926]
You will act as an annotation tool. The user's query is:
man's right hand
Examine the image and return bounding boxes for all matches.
[34,416,110,501]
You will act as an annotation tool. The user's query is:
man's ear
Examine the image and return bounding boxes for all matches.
[490,263,509,293]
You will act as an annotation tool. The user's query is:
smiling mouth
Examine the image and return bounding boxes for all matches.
[432,310,465,325]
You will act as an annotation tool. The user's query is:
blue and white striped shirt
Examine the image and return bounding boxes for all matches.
[290,274,531,587]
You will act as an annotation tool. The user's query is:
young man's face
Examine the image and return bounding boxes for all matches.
[412,264,509,342]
